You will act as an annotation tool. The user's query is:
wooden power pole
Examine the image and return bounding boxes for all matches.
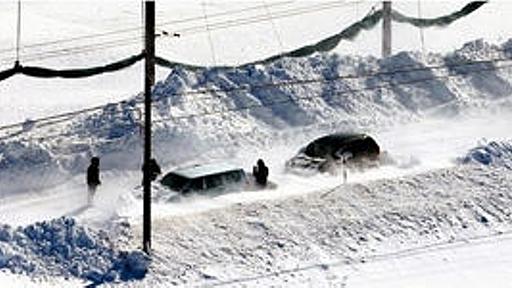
[143,0,155,254]
[382,1,392,57]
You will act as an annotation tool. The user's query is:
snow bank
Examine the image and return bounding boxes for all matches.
[1,38,512,194]
[0,217,148,285]
[461,140,512,169]
[137,163,512,286]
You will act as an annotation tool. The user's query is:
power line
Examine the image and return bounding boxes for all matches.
[0,37,143,66]
[202,1,217,66]
[0,1,295,56]
[0,101,140,134]
[0,1,487,66]
[0,1,353,65]
[417,0,426,56]
[16,0,21,63]
[17,63,512,144]
[155,1,294,30]
[262,0,285,53]
[155,53,512,101]
[166,1,353,36]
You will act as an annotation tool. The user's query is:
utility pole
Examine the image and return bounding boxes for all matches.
[382,1,392,57]
[16,0,21,64]
[143,0,155,254]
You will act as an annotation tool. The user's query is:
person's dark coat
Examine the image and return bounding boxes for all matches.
[87,157,101,187]
[253,159,269,186]
[143,158,162,183]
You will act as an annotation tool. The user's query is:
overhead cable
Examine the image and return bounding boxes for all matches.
[0,53,143,81]
[0,1,294,56]
[153,1,487,70]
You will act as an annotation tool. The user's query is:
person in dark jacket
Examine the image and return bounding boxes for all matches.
[87,156,101,204]
[142,158,162,184]
[253,159,269,186]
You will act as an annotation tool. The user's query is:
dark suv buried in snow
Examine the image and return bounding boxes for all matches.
[285,133,382,173]
[160,163,248,195]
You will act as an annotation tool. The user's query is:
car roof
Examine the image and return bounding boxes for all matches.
[314,133,367,143]
[171,163,244,179]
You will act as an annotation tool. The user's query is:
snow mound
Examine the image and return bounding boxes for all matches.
[0,217,149,285]
[461,140,512,168]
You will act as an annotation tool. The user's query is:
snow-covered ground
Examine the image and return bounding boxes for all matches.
[346,232,512,288]
[1,1,512,287]
[124,157,512,287]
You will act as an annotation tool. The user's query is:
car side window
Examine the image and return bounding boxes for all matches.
[223,170,244,184]
[205,175,223,189]
[184,178,204,192]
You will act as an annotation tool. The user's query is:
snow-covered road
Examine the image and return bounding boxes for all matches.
[1,106,511,229]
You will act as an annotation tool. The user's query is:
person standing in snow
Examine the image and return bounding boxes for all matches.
[253,159,269,187]
[142,158,162,184]
[86,156,101,204]
[342,157,348,184]
[340,152,352,184]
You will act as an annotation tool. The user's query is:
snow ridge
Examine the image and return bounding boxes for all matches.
[0,217,148,285]
[462,140,512,169]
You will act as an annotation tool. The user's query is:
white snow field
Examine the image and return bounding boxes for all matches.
[0,1,512,287]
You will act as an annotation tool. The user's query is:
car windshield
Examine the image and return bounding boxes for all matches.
[161,173,189,191]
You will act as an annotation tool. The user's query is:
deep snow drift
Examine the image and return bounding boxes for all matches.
[0,217,148,286]
[462,140,512,169]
